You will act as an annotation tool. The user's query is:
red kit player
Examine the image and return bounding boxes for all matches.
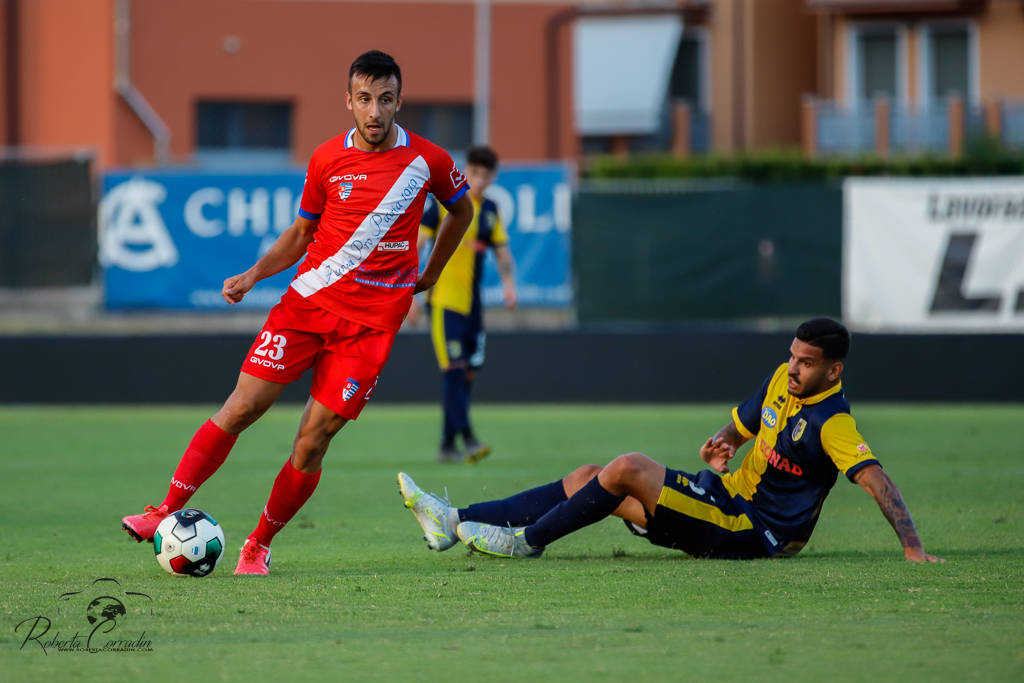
[121,50,474,575]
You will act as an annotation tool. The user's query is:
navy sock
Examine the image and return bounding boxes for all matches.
[441,368,468,446]
[523,476,624,548]
[459,480,567,527]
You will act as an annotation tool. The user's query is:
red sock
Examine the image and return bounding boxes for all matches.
[250,459,322,547]
[161,420,238,510]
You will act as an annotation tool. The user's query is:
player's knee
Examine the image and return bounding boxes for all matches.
[562,464,603,497]
[219,397,266,432]
[292,432,329,467]
[602,453,647,486]
[572,464,603,481]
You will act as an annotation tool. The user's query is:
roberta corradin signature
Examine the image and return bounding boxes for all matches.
[14,577,154,655]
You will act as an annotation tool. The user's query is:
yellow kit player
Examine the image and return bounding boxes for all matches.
[417,146,517,463]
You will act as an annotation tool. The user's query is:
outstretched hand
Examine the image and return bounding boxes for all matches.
[700,436,736,473]
[905,547,946,563]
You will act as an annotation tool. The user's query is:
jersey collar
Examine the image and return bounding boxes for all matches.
[794,380,843,406]
[344,124,409,150]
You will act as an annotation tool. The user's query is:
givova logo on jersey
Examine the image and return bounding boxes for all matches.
[329,174,366,201]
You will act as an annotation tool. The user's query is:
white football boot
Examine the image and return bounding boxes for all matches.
[456,521,544,558]
[397,472,458,551]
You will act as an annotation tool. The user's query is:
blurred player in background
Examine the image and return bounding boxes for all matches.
[122,50,474,575]
[399,318,945,563]
[413,146,517,463]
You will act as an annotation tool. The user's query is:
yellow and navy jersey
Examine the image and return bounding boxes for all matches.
[722,364,879,554]
[420,194,508,315]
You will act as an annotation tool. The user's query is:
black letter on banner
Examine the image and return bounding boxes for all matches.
[929,232,1002,312]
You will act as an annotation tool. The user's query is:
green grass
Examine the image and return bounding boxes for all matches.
[1,404,1022,682]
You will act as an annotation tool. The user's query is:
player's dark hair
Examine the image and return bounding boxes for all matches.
[796,318,850,360]
[349,50,402,93]
[466,146,498,171]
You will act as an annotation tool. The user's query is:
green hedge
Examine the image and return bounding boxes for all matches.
[583,140,1024,181]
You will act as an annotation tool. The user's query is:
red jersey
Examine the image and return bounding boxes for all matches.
[292,124,469,332]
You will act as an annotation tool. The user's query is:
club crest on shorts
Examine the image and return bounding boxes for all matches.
[791,418,807,442]
[338,182,353,200]
[342,378,360,401]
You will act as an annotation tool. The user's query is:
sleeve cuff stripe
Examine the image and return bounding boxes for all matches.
[731,407,756,439]
[845,459,880,482]
[298,208,321,220]
[442,185,469,207]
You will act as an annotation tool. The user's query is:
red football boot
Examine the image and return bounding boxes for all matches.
[234,538,272,575]
[121,504,170,543]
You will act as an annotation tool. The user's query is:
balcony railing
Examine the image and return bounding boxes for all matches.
[1003,101,1024,149]
[803,95,1020,157]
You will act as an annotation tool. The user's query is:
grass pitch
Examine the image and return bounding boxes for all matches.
[1,403,1022,682]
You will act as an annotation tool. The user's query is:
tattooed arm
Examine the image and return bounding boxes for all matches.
[854,464,945,563]
[700,421,749,474]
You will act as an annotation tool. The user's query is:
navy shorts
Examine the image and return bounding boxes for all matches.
[430,304,485,371]
[625,468,777,559]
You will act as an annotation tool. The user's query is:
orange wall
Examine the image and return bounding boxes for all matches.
[125,0,574,166]
[710,0,740,153]
[127,1,471,165]
[0,0,8,146]
[17,0,116,165]
[490,3,575,161]
[709,0,816,152]
[747,0,817,147]
[978,0,1024,99]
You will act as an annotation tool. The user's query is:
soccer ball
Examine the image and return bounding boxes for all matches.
[153,509,225,577]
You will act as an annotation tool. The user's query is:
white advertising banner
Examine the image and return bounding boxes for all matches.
[844,177,1024,331]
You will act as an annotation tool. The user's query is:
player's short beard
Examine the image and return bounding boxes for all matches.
[790,374,828,398]
[359,120,391,146]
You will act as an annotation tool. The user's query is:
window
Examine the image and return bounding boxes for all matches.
[195,101,292,166]
[931,30,969,98]
[399,104,473,152]
[670,35,704,109]
[859,31,897,100]
[919,22,976,107]
[848,24,905,107]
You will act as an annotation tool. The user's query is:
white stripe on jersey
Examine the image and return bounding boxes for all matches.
[291,155,429,298]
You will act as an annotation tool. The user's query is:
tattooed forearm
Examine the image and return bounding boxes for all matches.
[875,476,921,548]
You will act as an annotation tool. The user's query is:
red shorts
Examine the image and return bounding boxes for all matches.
[241,291,396,420]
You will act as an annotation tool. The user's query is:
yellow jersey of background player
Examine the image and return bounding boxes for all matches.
[416,146,517,463]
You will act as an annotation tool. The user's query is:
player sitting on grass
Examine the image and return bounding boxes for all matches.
[399,318,945,562]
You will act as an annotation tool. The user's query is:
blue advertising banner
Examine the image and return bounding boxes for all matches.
[478,163,573,307]
[100,171,303,310]
[100,164,573,310]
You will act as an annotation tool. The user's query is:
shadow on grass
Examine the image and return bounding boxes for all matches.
[495,546,1007,563]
